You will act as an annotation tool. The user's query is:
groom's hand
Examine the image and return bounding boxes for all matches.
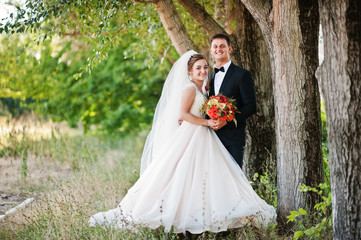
[207,119,218,128]
[211,120,227,130]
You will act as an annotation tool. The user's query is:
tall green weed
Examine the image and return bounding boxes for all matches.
[251,159,277,208]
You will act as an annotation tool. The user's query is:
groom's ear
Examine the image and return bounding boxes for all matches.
[228,45,232,53]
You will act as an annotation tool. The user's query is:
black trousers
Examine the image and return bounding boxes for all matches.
[225,143,245,169]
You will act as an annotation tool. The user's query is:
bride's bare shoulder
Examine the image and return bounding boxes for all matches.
[183,82,197,90]
[182,84,196,97]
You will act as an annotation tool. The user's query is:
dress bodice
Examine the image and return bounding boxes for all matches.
[185,82,206,118]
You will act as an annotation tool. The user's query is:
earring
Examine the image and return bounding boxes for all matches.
[188,74,192,81]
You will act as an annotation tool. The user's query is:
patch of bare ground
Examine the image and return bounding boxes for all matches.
[0,154,73,193]
[0,193,28,215]
[0,115,82,216]
[0,154,73,215]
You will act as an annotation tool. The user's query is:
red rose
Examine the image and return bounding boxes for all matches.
[219,95,227,103]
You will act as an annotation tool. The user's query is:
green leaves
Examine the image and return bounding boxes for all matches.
[293,231,304,239]
[0,0,169,70]
[1,30,175,134]
[287,208,308,222]
[287,179,333,239]
[0,0,200,134]
[251,162,277,207]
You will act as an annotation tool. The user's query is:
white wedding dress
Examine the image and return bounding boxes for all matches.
[89,81,276,234]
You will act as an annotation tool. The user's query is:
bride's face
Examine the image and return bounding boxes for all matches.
[189,59,208,82]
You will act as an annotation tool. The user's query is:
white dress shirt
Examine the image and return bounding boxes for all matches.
[214,60,232,95]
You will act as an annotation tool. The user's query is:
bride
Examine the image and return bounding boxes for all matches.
[89,50,276,234]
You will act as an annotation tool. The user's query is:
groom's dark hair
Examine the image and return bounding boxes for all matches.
[211,33,231,46]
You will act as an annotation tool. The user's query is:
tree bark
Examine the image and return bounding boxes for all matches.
[233,2,275,179]
[317,0,361,238]
[241,0,324,225]
[154,0,196,54]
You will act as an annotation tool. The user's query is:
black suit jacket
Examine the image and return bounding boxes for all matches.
[209,62,257,147]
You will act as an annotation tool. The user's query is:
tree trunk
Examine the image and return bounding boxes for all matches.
[273,0,323,226]
[155,0,196,54]
[317,0,361,238]
[241,0,324,225]
[232,2,276,179]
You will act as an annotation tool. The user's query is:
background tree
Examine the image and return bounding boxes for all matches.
[317,0,361,238]
[239,0,324,225]
[231,2,275,178]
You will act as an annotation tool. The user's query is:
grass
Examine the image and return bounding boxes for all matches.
[0,116,286,240]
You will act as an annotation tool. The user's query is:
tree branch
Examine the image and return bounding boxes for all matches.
[240,0,271,25]
[177,0,226,38]
[224,0,237,34]
[155,0,196,54]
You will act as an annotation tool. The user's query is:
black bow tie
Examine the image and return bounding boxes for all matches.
[214,66,225,73]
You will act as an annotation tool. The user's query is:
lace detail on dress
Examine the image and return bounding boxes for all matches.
[183,82,206,118]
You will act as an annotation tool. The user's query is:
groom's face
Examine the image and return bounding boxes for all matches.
[210,38,232,64]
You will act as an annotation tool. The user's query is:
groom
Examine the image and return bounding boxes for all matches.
[209,33,257,169]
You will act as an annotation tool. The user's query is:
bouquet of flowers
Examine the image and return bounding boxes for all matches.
[201,94,238,126]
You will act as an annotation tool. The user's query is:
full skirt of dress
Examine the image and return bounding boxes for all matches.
[89,122,276,234]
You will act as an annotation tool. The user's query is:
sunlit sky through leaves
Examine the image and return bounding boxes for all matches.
[0,0,22,23]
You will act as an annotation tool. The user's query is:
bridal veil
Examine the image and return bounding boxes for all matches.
[140,50,197,174]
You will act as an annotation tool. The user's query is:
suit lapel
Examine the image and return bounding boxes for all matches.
[210,72,216,96]
[218,63,235,95]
